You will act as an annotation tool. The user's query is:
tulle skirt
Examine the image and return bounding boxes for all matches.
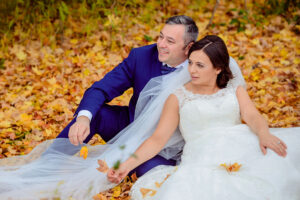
[130,125,300,200]
[0,139,116,200]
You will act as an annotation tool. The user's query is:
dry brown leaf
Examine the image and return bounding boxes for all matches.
[97,159,109,173]
[140,188,157,198]
[131,172,138,182]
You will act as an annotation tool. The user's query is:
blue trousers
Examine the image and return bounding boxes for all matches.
[57,104,176,177]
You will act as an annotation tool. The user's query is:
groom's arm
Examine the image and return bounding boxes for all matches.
[68,49,137,146]
[74,49,137,119]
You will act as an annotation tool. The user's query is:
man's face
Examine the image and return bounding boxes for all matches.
[157,24,189,67]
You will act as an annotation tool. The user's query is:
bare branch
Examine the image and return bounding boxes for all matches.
[206,0,220,29]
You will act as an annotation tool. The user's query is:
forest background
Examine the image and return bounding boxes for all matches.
[0,0,299,199]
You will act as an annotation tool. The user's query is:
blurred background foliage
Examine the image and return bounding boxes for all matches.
[0,0,299,37]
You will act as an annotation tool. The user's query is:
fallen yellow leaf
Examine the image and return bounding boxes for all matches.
[16,50,27,60]
[112,185,121,197]
[220,162,242,172]
[155,181,162,188]
[0,121,11,128]
[20,113,32,121]
[79,146,88,159]
[140,188,157,198]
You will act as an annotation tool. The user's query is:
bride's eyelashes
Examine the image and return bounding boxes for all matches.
[188,59,206,68]
[196,63,205,68]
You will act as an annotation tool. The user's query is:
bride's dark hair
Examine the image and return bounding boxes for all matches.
[188,35,233,88]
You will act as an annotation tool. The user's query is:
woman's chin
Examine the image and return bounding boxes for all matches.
[190,79,201,85]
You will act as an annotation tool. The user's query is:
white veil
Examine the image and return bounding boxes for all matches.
[0,57,245,199]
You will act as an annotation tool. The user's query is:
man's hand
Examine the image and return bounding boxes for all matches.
[68,116,90,146]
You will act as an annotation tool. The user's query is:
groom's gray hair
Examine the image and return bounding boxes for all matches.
[166,15,199,46]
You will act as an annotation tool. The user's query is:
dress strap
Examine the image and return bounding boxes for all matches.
[172,86,186,108]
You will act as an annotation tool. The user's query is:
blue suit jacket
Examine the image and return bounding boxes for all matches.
[75,44,163,122]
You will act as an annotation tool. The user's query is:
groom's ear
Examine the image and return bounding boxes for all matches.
[184,42,194,55]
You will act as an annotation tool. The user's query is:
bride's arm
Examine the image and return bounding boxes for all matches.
[107,94,180,183]
[236,86,287,157]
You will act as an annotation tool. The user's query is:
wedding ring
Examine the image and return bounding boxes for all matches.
[277,141,281,144]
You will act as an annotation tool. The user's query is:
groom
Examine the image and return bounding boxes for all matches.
[57,15,199,176]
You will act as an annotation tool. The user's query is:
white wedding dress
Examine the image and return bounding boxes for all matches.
[130,85,300,200]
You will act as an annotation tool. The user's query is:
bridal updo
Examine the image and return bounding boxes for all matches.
[188,35,233,88]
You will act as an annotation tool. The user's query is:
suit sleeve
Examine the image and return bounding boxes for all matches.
[74,49,136,118]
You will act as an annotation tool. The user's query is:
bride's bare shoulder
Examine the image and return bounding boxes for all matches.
[162,94,180,111]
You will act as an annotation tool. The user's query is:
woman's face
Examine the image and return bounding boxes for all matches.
[188,50,221,87]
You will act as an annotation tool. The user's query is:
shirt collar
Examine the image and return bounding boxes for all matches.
[163,59,188,69]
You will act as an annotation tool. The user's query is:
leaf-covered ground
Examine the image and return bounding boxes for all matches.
[0,0,299,199]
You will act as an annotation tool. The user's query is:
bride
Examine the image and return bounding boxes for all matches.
[0,35,299,200]
[107,35,300,200]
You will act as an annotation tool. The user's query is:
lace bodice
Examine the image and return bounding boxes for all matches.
[173,85,241,143]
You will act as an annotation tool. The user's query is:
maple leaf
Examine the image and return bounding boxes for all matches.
[16,50,27,61]
[220,162,242,173]
[79,146,88,159]
[140,188,157,198]
[96,159,109,173]
[32,66,43,75]
[155,181,162,188]
[44,129,53,137]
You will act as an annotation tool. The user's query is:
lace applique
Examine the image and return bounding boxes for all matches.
[173,85,235,109]
[173,87,187,108]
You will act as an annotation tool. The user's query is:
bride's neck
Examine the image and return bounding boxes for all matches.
[188,82,220,95]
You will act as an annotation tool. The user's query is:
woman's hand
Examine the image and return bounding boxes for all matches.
[107,164,130,184]
[259,133,287,157]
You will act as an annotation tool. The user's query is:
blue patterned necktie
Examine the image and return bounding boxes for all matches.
[161,64,177,75]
